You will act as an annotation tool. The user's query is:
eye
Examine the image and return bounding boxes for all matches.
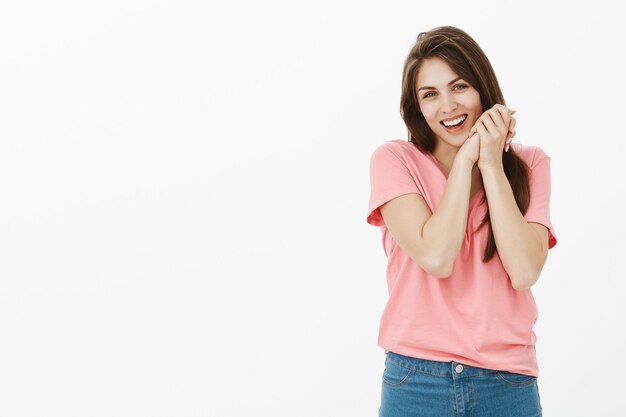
[422,84,468,99]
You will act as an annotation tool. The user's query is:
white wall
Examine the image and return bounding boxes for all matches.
[0,0,623,415]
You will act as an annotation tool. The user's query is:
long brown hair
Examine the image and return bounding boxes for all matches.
[400,25,530,263]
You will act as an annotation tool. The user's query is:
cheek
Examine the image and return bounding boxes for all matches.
[466,92,482,109]
[424,115,437,126]
[418,103,438,124]
[423,115,439,128]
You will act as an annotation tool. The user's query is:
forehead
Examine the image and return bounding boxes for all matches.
[416,57,459,87]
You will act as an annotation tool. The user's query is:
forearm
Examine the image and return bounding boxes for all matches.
[480,165,544,289]
[421,158,473,277]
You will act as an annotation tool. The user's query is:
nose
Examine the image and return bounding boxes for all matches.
[440,93,458,114]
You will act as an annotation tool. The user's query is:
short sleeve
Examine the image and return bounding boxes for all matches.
[366,142,423,227]
[523,149,557,249]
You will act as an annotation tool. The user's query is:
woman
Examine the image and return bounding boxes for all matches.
[366,26,557,417]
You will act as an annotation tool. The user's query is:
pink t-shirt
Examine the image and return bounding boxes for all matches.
[366,139,557,377]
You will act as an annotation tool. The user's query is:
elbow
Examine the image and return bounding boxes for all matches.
[431,261,453,278]
[511,270,540,291]
[408,254,450,278]
[420,257,454,279]
[513,281,532,291]
[431,251,456,278]
[408,243,454,279]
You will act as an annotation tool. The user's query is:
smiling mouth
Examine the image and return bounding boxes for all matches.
[440,114,468,127]
[440,117,468,132]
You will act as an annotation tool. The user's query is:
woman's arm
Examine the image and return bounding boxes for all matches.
[380,156,475,278]
[480,165,549,290]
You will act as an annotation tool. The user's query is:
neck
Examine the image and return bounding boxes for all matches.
[432,144,458,172]
[432,146,482,183]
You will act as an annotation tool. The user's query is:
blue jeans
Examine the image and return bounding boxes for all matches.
[380,351,542,417]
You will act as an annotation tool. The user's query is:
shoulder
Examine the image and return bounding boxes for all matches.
[511,142,551,171]
[370,139,427,163]
[370,139,412,155]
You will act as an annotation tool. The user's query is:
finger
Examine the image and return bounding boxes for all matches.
[495,104,516,118]
[468,124,478,138]
[504,134,514,153]
[494,105,515,126]
[508,117,517,135]
[480,112,499,137]
[488,108,508,136]
[504,131,513,147]
[476,120,489,141]
[494,103,515,112]
[492,109,514,142]
[495,106,516,131]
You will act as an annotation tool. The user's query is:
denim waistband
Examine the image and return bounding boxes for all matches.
[386,350,500,379]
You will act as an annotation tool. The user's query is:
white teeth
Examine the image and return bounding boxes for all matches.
[442,115,466,127]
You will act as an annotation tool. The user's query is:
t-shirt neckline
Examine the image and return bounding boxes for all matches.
[422,149,485,203]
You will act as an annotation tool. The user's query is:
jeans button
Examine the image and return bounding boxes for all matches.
[455,364,464,373]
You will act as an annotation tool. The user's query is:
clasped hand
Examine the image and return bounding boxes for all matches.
[459,104,516,170]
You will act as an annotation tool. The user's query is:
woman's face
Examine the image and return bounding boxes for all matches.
[416,57,482,150]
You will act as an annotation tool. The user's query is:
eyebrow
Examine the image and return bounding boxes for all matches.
[417,76,463,92]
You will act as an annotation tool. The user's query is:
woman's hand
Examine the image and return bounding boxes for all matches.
[467,104,516,170]
[456,129,480,167]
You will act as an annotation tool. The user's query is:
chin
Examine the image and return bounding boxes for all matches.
[440,130,468,143]
[435,137,463,150]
